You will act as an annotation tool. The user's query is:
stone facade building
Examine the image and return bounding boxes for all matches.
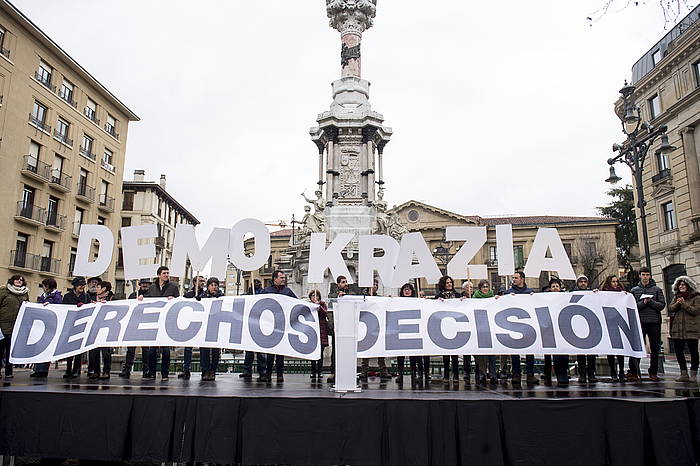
[0,1,138,291]
[615,5,700,297]
[116,170,199,298]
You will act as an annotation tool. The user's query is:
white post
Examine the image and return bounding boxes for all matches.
[332,299,361,393]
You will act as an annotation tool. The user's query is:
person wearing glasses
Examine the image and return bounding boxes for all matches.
[602,275,627,383]
[573,275,598,383]
[472,280,497,385]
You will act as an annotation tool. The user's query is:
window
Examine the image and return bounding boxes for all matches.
[103,148,113,165]
[78,168,88,195]
[489,246,497,264]
[22,185,35,208]
[99,180,109,204]
[85,98,97,123]
[56,118,70,144]
[656,150,670,174]
[97,216,105,225]
[59,79,74,105]
[28,141,40,170]
[121,217,132,227]
[81,134,94,156]
[563,242,572,260]
[652,49,663,66]
[513,245,525,269]
[69,247,77,274]
[41,240,53,272]
[0,26,8,58]
[584,241,597,258]
[105,114,116,137]
[648,94,661,119]
[122,191,134,210]
[73,207,84,235]
[662,201,677,231]
[47,196,59,226]
[31,100,47,126]
[36,60,52,87]
[694,61,700,89]
[14,233,29,268]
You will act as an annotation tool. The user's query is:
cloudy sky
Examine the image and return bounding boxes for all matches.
[12,0,696,238]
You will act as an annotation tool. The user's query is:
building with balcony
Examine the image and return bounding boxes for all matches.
[116,170,199,298]
[0,1,139,291]
[615,5,700,298]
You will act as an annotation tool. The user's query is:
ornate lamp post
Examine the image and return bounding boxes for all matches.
[606,82,676,270]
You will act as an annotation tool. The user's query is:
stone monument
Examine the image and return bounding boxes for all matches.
[280,0,397,296]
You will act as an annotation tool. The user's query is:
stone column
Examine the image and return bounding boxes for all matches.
[318,147,325,188]
[681,126,700,216]
[326,140,335,201]
[327,0,377,78]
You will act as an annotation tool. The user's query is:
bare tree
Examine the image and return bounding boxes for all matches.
[574,239,616,289]
[588,0,697,28]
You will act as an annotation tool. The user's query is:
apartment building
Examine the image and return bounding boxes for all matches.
[0,1,139,292]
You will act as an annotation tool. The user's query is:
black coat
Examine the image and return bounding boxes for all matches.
[260,285,297,298]
[631,279,666,324]
[435,290,463,299]
[63,289,91,305]
[146,281,180,298]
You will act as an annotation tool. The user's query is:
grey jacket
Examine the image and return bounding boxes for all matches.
[630,278,666,324]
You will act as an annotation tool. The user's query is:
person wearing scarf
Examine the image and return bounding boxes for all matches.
[669,276,700,382]
[88,281,114,379]
[30,278,63,378]
[472,280,497,385]
[435,275,463,382]
[602,275,627,383]
[0,275,29,379]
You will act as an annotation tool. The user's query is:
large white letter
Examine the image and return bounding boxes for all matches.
[445,226,488,280]
[229,218,271,271]
[308,232,354,284]
[171,224,230,279]
[391,232,441,287]
[73,224,114,277]
[496,224,515,276]
[121,224,159,280]
[358,235,399,288]
[523,228,576,280]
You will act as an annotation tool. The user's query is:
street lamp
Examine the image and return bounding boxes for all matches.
[606,81,676,270]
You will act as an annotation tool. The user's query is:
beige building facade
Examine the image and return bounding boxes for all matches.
[0,1,138,293]
[615,5,700,298]
[116,170,199,298]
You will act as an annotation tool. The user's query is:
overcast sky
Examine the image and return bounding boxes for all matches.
[11,0,696,238]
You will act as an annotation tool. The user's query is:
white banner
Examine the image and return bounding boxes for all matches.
[352,291,645,358]
[9,295,321,363]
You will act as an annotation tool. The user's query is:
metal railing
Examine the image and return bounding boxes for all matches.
[100,159,115,173]
[49,169,72,191]
[15,201,44,223]
[99,194,115,211]
[79,147,96,161]
[21,155,51,180]
[53,129,73,146]
[105,124,118,139]
[28,113,51,132]
[652,168,671,183]
[76,182,95,201]
[45,211,66,230]
[58,88,77,108]
[34,71,56,92]
[10,250,40,270]
[84,107,99,124]
[0,47,9,59]
[39,256,61,274]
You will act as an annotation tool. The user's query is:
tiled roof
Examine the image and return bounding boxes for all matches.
[479,216,617,226]
[270,228,293,237]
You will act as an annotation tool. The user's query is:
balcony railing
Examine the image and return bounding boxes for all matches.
[486,259,498,267]
[0,47,9,59]
[34,72,56,92]
[21,155,52,181]
[39,256,61,274]
[15,201,45,223]
[49,169,72,192]
[10,250,40,271]
[84,107,99,125]
[652,168,671,183]
[105,124,118,139]
[58,89,77,108]
[79,147,96,161]
[45,211,66,231]
[28,113,51,133]
[72,221,82,236]
[101,159,115,173]
[98,194,115,212]
[76,182,95,202]
[53,129,73,146]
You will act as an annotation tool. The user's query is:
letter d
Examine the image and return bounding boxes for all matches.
[10,306,57,361]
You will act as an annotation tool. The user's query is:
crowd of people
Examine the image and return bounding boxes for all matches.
[0,265,698,388]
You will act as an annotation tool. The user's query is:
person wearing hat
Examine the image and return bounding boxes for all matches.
[198,277,224,381]
[572,275,598,383]
[30,278,63,378]
[86,276,101,302]
[61,277,91,378]
[119,279,152,378]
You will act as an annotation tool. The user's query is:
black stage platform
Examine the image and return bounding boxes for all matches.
[1,369,699,465]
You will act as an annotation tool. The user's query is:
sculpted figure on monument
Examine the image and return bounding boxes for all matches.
[375,190,390,235]
[302,190,326,232]
[387,210,409,240]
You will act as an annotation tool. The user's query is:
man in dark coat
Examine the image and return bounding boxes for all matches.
[62,277,92,378]
[630,266,666,381]
[572,275,598,383]
[502,271,539,385]
[240,279,268,381]
[178,275,205,380]
[119,279,151,378]
[139,266,180,379]
[259,270,297,382]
